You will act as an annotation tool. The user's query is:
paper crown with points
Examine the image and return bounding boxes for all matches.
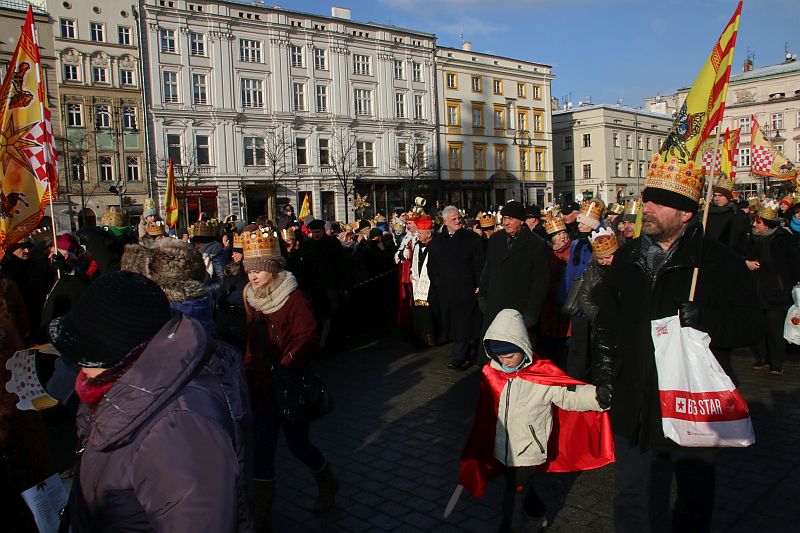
[232,232,243,250]
[644,153,706,205]
[589,227,619,258]
[607,202,625,215]
[623,198,641,216]
[758,199,780,221]
[478,212,497,229]
[29,227,52,245]
[544,216,567,235]
[4,349,59,411]
[100,206,129,228]
[577,199,605,230]
[145,220,166,237]
[192,219,217,238]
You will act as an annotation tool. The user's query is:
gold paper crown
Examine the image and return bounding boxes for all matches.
[242,227,281,260]
[192,219,217,238]
[143,197,156,212]
[145,221,165,237]
[623,198,641,216]
[101,207,129,227]
[589,227,619,258]
[232,233,243,249]
[544,216,567,235]
[714,172,734,193]
[758,200,780,221]
[478,212,497,229]
[29,227,52,245]
[578,199,605,224]
[644,153,705,204]
[608,203,624,215]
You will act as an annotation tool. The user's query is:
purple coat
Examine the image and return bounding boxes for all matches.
[73,314,252,532]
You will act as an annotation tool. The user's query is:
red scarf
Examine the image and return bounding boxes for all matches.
[75,372,116,406]
[458,358,615,497]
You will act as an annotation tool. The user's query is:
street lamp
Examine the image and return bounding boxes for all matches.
[109,180,126,208]
[513,129,533,203]
[760,119,784,196]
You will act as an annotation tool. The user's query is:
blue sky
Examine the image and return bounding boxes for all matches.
[278,0,799,108]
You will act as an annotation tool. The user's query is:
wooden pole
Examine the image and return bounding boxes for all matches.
[688,128,723,301]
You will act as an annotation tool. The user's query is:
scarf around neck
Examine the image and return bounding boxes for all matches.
[245,270,298,314]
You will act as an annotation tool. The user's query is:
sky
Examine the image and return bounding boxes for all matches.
[274,0,800,108]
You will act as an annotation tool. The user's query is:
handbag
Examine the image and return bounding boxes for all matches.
[560,274,584,316]
[270,363,334,424]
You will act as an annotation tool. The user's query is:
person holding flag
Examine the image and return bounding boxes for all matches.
[593,2,765,531]
[704,129,750,254]
[163,158,179,233]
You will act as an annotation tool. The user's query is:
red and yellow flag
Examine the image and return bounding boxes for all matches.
[0,7,58,253]
[298,192,311,220]
[661,1,742,163]
[163,158,179,229]
[721,127,740,182]
[751,116,798,182]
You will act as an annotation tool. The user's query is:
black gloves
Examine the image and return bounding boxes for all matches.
[51,252,68,273]
[596,384,613,409]
[678,301,703,330]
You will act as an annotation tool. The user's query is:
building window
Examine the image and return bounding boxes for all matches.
[98,155,113,181]
[564,136,572,149]
[90,22,105,42]
[126,156,140,181]
[353,54,371,75]
[627,162,633,176]
[471,76,481,92]
[160,29,176,53]
[535,150,544,172]
[638,163,644,177]
[394,60,405,80]
[625,134,631,148]
[447,102,460,126]
[583,134,591,147]
[241,78,264,108]
[67,104,82,127]
[495,146,506,170]
[582,163,592,180]
[637,135,642,149]
[93,67,108,83]
[532,85,541,99]
[94,105,110,129]
[474,145,486,170]
[192,73,208,104]
[118,26,131,45]
[646,137,652,150]
[615,161,620,175]
[122,106,137,130]
[60,18,76,39]
[354,89,372,115]
[356,141,375,167]
[398,142,408,167]
[64,64,79,81]
[414,94,424,120]
[293,83,305,111]
[70,156,86,181]
[195,135,210,165]
[190,32,206,56]
[494,107,505,130]
[739,116,751,134]
[564,164,573,181]
[296,137,307,165]
[314,48,326,70]
[163,71,179,102]
[472,106,483,128]
[120,69,134,86]
[448,144,462,170]
[517,83,526,98]
[446,72,457,89]
[290,45,304,68]
[395,92,406,118]
[316,85,328,112]
[492,79,503,95]
[612,132,619,147]
[240,39,262,63]
[319,138,330,166]
[244,137,265,166]
[412,61,422,82]
[771,113,783,130]
[167,134,182,165]
[533,113,543,133]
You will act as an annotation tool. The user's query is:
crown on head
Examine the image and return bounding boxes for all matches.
[145,220,165,237]
[192,219,217,238]
[714,172,734,193]
[578,199,605,223]
[758,199,780,221]
[478,212,497,229]
[624,198,641,216]
[143,197,156,211]
[232,232,243,249]
[608,202,624,215]
[242,227,282,260]
[101,206,129,228]
[544,216,567,235]
[644,153,706,204]
[29,227,52,245]
[589,227,619,258]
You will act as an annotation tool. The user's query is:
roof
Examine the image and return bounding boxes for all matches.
[437,46,552,70]
[553,103,671,120]
[729,60,800,83]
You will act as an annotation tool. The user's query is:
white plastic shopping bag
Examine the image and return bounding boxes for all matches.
[651,315,755,447]
[784,305,800,345]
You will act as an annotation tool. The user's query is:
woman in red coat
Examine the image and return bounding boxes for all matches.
[242,227,338,530]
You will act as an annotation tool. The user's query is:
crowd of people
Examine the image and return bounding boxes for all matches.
[1,165,800,531]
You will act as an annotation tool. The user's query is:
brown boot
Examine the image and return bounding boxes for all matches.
[253,479,275,532]
[312,463,340,513]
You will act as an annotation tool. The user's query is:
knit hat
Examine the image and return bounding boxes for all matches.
[242,227,285,273]
[562,201,580,215]
[49,271,171,368]
[143,197,157,218]
[120,238,208,303]
[525,205,541,219]
[306,219,325,231]
[56,232,82,257]
[577,199,605,230]
[501,201,526,221]
[486,339,523,357]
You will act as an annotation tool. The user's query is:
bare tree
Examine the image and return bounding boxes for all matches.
[329,128,360,223]
[395,130,433,208]
[261,129,294,222]
[156,142,203,225]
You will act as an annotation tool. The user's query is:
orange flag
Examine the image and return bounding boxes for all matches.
[298,192,311,220]
[0,6,58,253]
[163,158,179,229]
[751,116,798,182]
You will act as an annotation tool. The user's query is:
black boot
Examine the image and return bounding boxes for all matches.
[312,462,340,513]
[253,479,275,532]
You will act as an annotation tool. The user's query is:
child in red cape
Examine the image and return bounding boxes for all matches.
[458,309,614,532]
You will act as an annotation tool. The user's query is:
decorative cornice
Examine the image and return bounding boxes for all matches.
[330,47,350,55]
[378,53,394,62]
[148,23,159,32]
[271,38,289,48]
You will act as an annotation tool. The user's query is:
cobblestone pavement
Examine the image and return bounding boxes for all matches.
[271,331,800,532]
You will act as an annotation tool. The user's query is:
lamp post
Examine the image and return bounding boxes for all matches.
[761,119,784,196]
[513,129,533,204]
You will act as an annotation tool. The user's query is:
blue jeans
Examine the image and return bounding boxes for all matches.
[252,410,325,480]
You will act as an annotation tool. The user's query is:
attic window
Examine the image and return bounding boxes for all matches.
[769,92,785,100]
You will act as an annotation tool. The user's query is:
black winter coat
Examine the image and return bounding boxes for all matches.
[479,226,550,332]
[705,203,750,255]
[593,221,763,451]
[745,228,800,310]
[427,229,485,341]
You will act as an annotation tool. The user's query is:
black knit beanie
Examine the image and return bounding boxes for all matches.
[642,187,699,213]
[50,271,172,368]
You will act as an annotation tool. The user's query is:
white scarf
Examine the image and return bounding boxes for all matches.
[244,271,299,314]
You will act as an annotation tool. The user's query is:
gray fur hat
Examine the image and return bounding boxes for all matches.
[120,238,207,303]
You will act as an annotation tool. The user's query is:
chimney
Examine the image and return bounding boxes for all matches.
[462,41,472,52]
[331,6,351,20]
[743,58,753,72]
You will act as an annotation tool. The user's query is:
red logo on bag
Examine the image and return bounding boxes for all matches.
[792,316,800,326]
[660,390,749,422]
[675,397,687,413]
[655,325,669,337]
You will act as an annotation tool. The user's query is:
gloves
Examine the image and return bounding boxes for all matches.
[678,301,703,330]
[596,384,613,409]
[51,253,68,273]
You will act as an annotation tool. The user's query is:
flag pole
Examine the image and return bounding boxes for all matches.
[688,127,723,301]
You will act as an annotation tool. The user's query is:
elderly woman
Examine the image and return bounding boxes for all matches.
[241,227,338,530]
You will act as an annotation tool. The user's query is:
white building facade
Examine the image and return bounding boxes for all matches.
[140,0,437,223]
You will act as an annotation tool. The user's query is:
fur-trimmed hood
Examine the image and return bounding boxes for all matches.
[121,238,208,303]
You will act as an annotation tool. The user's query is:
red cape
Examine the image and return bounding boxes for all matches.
[458,358,615,497]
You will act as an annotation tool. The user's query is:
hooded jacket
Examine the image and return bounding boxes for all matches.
[72,315,252,532]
